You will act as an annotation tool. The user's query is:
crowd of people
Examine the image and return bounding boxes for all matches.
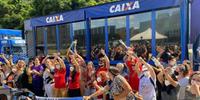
[0,40,200,100]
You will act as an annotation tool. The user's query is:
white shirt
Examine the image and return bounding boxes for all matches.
[139,73,157,100]
[177,76,189,100]
[43,70,53,85]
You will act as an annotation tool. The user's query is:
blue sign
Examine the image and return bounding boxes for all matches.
[86,0,182,19]
[29,0,182,27]
[109,1,140,13]
[0,29,22,37]
[46,15,64,24]
[31,9,85,27]
[191,0,200,64]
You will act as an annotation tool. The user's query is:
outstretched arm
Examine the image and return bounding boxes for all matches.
[84,85,109,100]
[101,49,110,69]
[66,41,75,62]
[71,55,81,72]
[9,55,14,66]
[74,41,86,66]
[139,57,156,80]
[55,54,66,69]
[163,68,178,87]
[1,54,11,68]
[41,55,49,64]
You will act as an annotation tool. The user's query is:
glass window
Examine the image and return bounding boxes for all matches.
[26,30,35,57]
[130,12,152,58]
[12,46,26,55]
[108,16,126,60]
[59,24,71,55]
[3,47,11,55]
[91,19,105,60]
[36,27,44,55]
[73,21,86,59]
[156,8,181,60]
[46,26,57,55]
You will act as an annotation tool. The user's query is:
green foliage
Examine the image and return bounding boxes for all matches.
[0,0,118,29]
[0,0,33,29]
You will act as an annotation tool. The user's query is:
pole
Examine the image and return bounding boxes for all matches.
[188,0,192,44]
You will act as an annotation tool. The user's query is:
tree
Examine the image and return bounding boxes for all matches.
[31,0,118,16]
[31,0,72,16]
[0,0,118,29]
[0,0,33,29]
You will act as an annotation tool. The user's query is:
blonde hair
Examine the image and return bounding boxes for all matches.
[116,63,124,72]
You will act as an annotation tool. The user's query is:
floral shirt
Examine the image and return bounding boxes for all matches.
[109,75,135,100]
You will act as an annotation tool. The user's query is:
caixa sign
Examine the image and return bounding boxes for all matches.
[46,15,64,23]
[109,1,140,13]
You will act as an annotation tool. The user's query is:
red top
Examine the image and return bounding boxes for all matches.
[68,72,80,89]
[54,68,66,89]
[126,58,142,92]
[96,70,108,99]
[96,66,108,76]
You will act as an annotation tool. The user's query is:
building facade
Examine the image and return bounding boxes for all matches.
[24,0,200,65]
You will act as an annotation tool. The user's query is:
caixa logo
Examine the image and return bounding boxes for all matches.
[46,15,64,23]
[109,1,140,13]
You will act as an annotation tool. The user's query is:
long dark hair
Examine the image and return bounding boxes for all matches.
[33,56,40,66]
[71,69,77,82]
[135,45,148,60]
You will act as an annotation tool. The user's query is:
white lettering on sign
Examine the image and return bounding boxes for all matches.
[46,15,64,23]
[109,1,140,13]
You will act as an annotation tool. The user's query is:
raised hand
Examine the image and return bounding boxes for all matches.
[191,81,200,96]
[0,54,5,58]
[151,56,162,67]
[46,54,50,58]
[74,40,77,45]
[156,46,164,54]
[138,57,146,64]
[83,96,91,100]
[9,55,13,59]
[119,39,127,49]
[100,49,106,55]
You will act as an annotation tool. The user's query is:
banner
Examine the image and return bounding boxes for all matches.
[31,10,85,27]
[30,0,183,27]
[86,0,182,19]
